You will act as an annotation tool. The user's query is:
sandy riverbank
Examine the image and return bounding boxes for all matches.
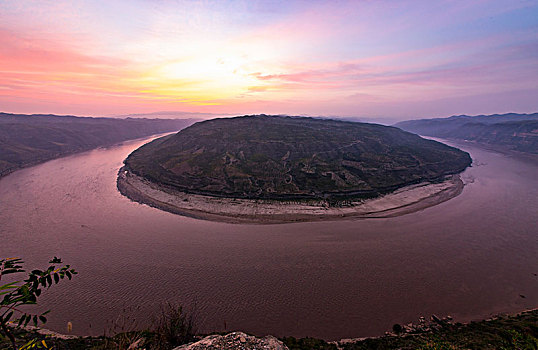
[117,168,465,224]
[117,168,464,224]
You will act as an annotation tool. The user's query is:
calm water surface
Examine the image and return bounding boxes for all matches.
[1,136,537,340]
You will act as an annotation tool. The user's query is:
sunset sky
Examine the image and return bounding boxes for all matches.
[1,0,537,119]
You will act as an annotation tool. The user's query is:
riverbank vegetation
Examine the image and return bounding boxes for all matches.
[285,310,538,349]
[2,308,536,349]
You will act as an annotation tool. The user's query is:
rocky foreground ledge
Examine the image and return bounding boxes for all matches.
[172,310,538,350]
[117,167,464,224]
[4,309,537,349]
[173,332,288,350]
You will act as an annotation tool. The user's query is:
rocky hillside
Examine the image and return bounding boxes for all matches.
[0,113,198,177]
[124,115,471,200]
[395,113,538,154]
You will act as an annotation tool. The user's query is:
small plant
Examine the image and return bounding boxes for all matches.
[0,257,77,350]
[418,339,458,350]
[152,303,197,350]
[18,338,50,350]
[500,329,538,350]
[102,306,146,350]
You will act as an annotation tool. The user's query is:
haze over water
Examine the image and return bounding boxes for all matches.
[0,136,536,340]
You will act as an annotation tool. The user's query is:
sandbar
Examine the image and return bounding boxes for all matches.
[117,167,464,224]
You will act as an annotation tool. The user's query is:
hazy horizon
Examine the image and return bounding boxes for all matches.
[2,110,537,126]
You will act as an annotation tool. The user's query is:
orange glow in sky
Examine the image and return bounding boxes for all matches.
[1,1,537,119]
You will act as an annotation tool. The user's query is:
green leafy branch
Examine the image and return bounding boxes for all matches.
[0,257,77,350]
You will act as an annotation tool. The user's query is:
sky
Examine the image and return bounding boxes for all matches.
[0,0,537,120]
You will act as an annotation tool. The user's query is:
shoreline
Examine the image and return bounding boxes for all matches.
[19,307,538,345]
[117,168,465,224]
[0,132,176,180]
[437,137,538,165]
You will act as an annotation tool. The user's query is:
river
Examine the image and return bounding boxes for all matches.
[0,136,536,340]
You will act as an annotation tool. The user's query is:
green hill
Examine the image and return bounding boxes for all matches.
[124,115,471,200]
[0,113,198,177]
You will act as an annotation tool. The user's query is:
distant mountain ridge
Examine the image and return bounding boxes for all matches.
[0,113,198,177]
[395,113,538,154]
[115,111,232,119]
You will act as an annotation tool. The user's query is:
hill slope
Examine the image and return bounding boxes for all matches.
[124,115,471,200]
[0,113,198,177]
[395,113,538,154]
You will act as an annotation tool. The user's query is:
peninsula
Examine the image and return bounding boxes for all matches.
[118,115,472,223]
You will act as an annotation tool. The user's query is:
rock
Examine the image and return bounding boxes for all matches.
[173,332,289,350]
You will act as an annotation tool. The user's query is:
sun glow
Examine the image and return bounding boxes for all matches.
[140,53,264,104]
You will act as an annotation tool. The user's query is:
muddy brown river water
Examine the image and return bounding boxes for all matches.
[1,135,536,340]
